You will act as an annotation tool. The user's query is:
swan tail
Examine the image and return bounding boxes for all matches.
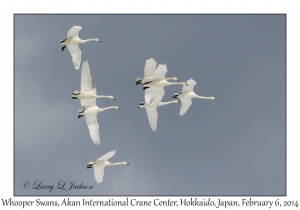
[173,93,179,98]
[135,78,143,85]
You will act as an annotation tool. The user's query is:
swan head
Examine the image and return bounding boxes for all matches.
[115,106,121,110]
[125,162,129,165]
[174,100,180,103]
[183,82,189,86]
[213,97,217,100]
[111,96,116,100]
[97,38,101,42]
[173,77,179,81]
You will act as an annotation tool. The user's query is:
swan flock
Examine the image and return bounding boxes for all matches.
[60,26,216,184]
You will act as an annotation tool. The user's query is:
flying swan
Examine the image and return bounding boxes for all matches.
[143,63,187,104]
[135,58,178,85]
[78,98,120,145]
[87,150,129,183]
[173,78,217,116]
[59,26,101,70]
[72,61,115,106]
[138,99,180,131]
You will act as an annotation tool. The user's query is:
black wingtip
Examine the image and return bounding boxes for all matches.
[78,115,84,119]
[143,87,150,90]
[72,97,78,99]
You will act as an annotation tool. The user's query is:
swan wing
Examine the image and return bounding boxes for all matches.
[153,64,167,80]
[93,163,105,183]
[152,87,165,104]
[144,88,153,104]
[81,61,92,92]
[81,88,97,107]
[85,113,100,145]
[67,45,81,70]
[182,78,197,93]
[97,150,117,161]
[144,58,157,77]
[146,107,158,131]
[67,26,82,38]
[180,98,192,116]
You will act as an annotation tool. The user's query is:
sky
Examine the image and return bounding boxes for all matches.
[14,14,285,196]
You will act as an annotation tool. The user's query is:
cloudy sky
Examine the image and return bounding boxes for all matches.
[14,14,285,196]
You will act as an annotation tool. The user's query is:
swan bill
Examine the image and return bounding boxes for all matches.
[213,98,217,100]
[62,45,66,51]
[126,162,129,165]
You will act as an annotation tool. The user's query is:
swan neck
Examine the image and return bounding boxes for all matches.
[102,106,118,111]
[159,100,177,106]
[82,38,99,43]
[111,162,127,166]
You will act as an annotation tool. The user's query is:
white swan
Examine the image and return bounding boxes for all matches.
[72,61,115,106]
[78,98,120,145]
[143,63,187,104]
[138,99,180,131]
[135,58,178,85]
[59,26,101,70]
[173,78,217,116]
[87,150,129,183]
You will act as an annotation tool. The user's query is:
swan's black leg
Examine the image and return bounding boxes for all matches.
[62,45,66,51]
[59,39,67,43]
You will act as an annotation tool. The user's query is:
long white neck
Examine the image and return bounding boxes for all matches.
[82,38,99,43]
[100,106,119,111]
[96,95,113,99]
[159,100,179,106]
[194,95,215,100]
[110,162,127,166]
[166,81,186,86]
[165,77,178,81]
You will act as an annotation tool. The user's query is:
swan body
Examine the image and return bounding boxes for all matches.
[138,100,180,131]
[87,150,129,183]
[135,58,178,85]
[143,64,187,104]
[78,97,120,145]
[72,61,115,106]
[59,26,101,70]
[173,78,217,116]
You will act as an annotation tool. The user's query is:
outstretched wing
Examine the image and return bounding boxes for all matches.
[93,163,105,183]
[97,150,117,161]
[67,26,82,38]
[85,113,100,145]
[146,107,158,131]
[67,45,81,70]
[81,61,92,92]
[81,88,97,107]
[152,87,165,104]
[180,98,192,116]
[153,64,167,80]
[144,88,153,104]
[144,58,157,77]
[182,78,197,93]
